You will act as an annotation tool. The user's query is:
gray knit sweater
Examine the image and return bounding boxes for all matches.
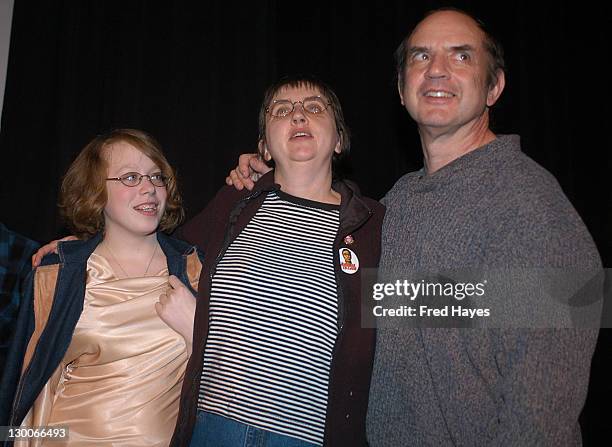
[366,135,601,446]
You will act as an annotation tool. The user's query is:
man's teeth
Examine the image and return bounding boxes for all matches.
[425,91,454,98]
[293,132,310,137]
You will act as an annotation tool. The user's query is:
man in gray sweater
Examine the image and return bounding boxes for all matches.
[364,8,601,446]
[224,7,602,446]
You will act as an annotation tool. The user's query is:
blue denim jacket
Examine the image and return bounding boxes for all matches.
[0,232,202,434]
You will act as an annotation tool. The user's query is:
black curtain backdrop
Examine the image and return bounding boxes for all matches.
[1,0,610,443]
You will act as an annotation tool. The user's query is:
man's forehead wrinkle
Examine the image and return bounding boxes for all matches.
[408,43,477,52]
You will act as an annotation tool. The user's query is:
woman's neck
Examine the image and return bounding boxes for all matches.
[100,226,165,278]
[102,227,158,258]
[274,164,340,205]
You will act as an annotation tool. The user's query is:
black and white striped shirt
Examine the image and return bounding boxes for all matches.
[198,190,340,445]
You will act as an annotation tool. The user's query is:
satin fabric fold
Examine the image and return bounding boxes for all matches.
[24,250,188,446]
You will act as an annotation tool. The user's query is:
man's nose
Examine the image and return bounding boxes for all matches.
[425,54,450,79]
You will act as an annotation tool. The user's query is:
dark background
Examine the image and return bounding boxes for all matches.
[0,0,610,442]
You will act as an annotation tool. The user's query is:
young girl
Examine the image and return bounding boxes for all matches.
[0,129,202,446]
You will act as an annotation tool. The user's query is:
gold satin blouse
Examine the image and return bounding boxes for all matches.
[22,250,188,446]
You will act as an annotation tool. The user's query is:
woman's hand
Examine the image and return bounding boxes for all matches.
[225,153,271,190]
[155,275,197,355]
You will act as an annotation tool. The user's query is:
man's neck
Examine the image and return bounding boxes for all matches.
[419,118,497,174]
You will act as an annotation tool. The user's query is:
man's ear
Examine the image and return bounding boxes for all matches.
[258,139,272,161]
[397,79,405,106]
[486,69,505,107]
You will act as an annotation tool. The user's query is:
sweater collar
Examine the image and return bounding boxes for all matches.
[417,134,521,184]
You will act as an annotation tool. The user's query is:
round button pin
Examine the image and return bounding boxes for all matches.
[339,248,359,274]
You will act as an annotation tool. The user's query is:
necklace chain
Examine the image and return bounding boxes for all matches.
[103,242,158,278]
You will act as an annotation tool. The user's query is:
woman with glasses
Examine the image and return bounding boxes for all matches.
[169,76,385,446]
[0,129,202,446]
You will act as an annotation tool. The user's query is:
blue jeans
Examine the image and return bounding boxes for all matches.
[189,410,318,447]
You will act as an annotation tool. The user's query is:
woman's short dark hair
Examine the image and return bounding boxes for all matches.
[257,75,350,175]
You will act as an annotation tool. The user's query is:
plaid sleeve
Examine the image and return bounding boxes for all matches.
[0,223,40,372]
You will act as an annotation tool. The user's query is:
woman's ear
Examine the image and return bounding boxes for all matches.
[258,139,272,161]
[334,131,342,155]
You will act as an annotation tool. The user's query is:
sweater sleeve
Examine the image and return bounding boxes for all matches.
[483,188,602,445]
[485,328,598,446]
